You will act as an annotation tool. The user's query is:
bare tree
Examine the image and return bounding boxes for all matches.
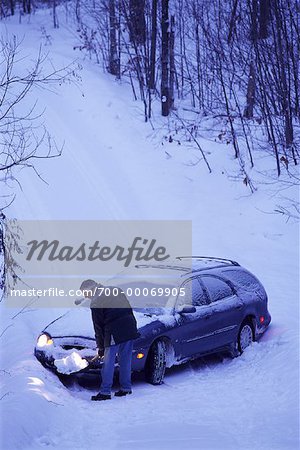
[259,0,270,39]
[227,0,239,44]
[22,0,31,14]
[161,0,170,116]
[129,0,146,45]
[149,0,158,91]
[0,212,6,300]
[108,0,120,76]
[53,0,58,28]
[0,214,22,301]
[9,0,14,16]
[244,0,258,119]
[0,36,78,298]
[169,15,175,110]
[273,0,294,149]
[0,37,74,209]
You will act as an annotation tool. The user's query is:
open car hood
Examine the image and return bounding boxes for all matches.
[43,308,158,338]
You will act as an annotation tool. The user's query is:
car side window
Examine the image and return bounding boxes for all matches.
[201,276,234,302]
[179,279,209,307]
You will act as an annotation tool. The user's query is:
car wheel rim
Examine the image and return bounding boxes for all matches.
[239,325,253,352]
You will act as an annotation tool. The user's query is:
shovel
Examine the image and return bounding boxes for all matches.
[54,352,103,375]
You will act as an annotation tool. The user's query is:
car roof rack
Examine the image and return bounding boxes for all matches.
[135,264,189,272]
[176,256,240,266]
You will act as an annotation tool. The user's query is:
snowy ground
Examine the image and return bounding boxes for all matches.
[1,8,299,450]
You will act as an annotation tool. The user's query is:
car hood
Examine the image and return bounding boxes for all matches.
[43,307,175,339]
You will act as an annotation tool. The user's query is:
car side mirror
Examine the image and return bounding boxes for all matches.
[177,305,196,314]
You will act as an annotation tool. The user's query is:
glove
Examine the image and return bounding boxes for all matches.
[90,348,104,362]
[97,348,104,358]
[74,298,84,306]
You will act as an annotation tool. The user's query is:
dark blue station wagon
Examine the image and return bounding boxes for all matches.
[35,257,271,384]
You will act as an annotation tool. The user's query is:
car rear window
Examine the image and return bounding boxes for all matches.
[201,276,233,302]
[223,269,265,297]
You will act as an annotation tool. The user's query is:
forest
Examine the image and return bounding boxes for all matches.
[0,0,299,188]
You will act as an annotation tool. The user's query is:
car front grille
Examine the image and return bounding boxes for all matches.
[61,344,86,351]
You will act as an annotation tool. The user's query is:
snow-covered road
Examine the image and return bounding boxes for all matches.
[1,9,299,450]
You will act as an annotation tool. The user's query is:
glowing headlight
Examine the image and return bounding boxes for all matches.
[37,334,53,348]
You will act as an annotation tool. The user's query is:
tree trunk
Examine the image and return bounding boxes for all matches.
[169,15,175,110]
[10,0,14,15]
[227,0,239,44]
[259,0,270,39]
[23,0,31,14]
[149,0,157,91]
[75,0,81,23]
[250,0,258,42]
[129,0,146,45]
[53,0,58,28]
[274,0,294,148]
[244,61,256,118]
[161,0,170,116]
[244,0,258,118]
[108,0,120,77]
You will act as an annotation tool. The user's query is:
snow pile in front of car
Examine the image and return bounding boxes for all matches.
[54,352,89,375]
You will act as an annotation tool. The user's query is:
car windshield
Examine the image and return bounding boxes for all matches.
[104,267,181,315]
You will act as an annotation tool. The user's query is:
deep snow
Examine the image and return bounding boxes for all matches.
[0,8,299,450]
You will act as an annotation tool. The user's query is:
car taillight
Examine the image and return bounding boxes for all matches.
[259,316,265,324]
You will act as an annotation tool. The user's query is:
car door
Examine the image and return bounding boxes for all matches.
[174,277,216,359]
[200,275,244,349]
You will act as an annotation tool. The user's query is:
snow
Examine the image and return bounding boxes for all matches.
[54,352,89,375]
[1,7,299,450]
[134,312,159,329]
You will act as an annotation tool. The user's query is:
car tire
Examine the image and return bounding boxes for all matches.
[57,373,74,388]
[145,339,167,385]
[238,322,254,353]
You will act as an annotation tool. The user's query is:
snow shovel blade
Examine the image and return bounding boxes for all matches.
[69,355,102,374]
[54,353,101,375]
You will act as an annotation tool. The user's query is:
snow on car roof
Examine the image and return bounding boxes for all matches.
[135,257,238,275]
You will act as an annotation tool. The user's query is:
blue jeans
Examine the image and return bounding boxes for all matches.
[100,340,134,395]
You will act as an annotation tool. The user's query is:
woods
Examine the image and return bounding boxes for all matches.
[0,0,299,179]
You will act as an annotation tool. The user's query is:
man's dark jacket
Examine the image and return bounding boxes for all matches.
[90,286,139,352]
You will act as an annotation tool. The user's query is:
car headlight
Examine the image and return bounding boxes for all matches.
[37,333,53,348]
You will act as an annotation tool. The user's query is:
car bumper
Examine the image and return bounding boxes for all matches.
[255,311,271,338]
[34,346,147,375]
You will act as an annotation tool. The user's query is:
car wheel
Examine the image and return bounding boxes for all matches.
[238,323,253,353]
[145,339,167,385]
[57,373,74,388]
